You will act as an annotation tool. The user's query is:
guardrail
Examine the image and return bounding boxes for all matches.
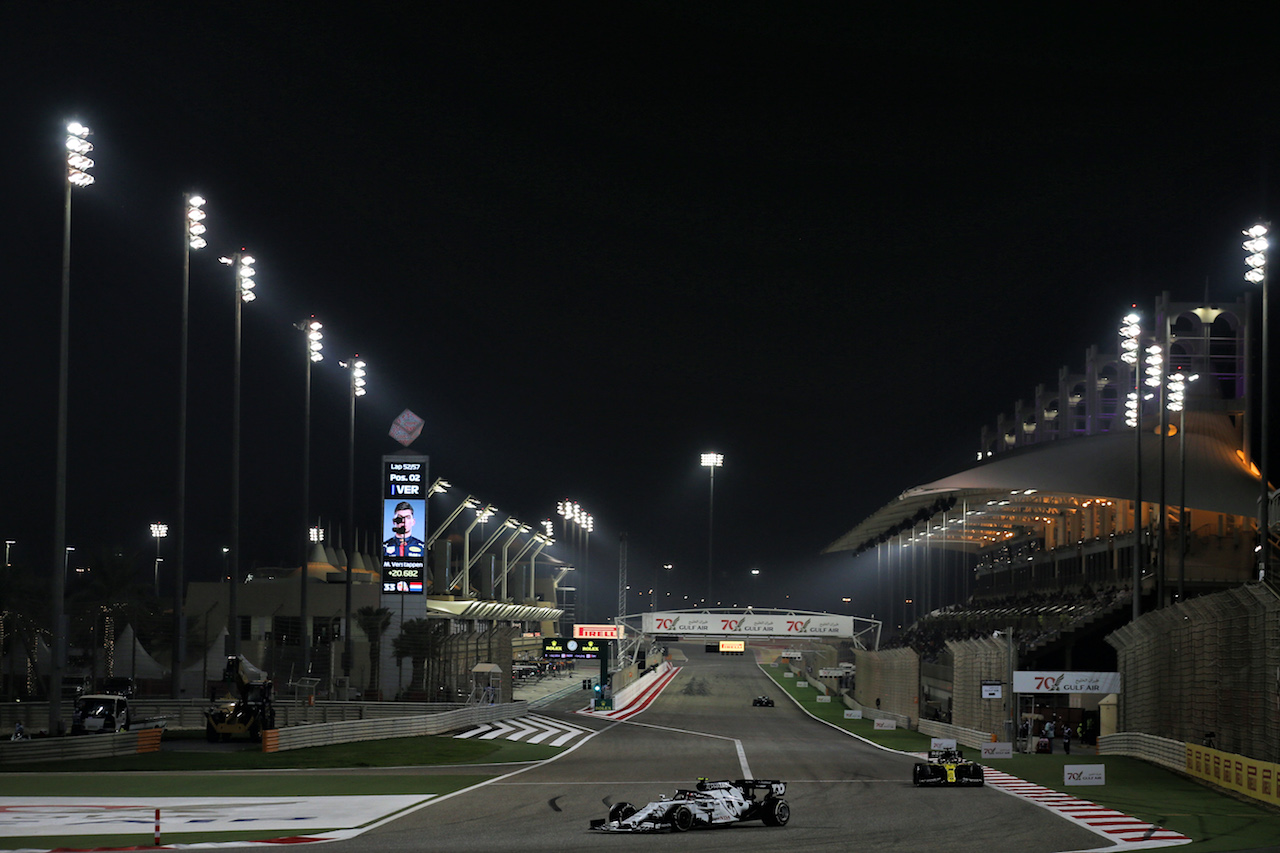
[0,699,470,734]
[918,719,993,751]
[0,729,162,765]
[527,680,590,709]
[265,701,528,752]
[1098,731,1187,770]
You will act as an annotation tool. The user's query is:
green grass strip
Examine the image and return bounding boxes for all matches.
[761,664,1280,852]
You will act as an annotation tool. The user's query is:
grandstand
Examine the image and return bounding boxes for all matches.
[824,292,1280,772]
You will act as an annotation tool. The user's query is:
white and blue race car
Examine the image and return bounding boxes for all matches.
[590,778,790,832]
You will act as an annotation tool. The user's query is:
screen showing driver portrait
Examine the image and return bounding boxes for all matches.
[382,457,427,593]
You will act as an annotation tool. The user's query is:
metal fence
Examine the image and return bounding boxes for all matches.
[851,647,920,727]
[0,728,161,765]
[1107,583,1280,762]
[949,637,1011,739]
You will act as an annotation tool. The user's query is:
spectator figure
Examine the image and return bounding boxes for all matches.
[1063,725,1072,754]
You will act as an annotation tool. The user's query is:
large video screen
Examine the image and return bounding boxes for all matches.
[382,456,427,594]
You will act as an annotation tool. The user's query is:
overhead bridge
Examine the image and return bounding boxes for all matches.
[617,607,880,650]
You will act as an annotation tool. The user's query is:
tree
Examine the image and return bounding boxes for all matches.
[392,617,447,693]
[355,606,392,694]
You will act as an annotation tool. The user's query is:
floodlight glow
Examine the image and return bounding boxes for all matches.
[701,452,724,467]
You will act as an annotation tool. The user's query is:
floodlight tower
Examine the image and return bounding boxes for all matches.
[1119,313,1142,619]
[173,192,207,697]
[53,121,96,735]
[1244,223,1271,579]
[150,523,168,596]
[701,452,724,601]
[295,316,323,672]
[339,356,366,677]
[217,250,258,655]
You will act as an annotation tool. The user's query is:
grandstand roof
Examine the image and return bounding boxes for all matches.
[824,411,1262,556]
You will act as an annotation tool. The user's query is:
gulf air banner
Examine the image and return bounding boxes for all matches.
[641,611,853,637]
[1013,671,1121,694]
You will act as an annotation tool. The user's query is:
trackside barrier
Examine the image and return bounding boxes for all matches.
[1100,732,1280,810]
[0,700,471,735]
[918,719,993,751]
[263,701,529,752]
[0,728,162,765]
[528,680,591,709]
[610,661,672,710]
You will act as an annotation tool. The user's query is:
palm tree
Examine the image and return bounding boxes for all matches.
[355,606,392,696]
[392,618,447,693]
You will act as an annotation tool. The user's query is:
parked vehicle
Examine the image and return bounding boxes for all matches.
[204,656,276,742]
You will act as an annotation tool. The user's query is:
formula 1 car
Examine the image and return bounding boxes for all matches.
[590,779,790,832]
[752,695,775,707]
[912,747,985,787]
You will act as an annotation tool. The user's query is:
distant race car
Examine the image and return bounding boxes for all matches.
[590,779,790,832]
[752,695,775,707]
[912,747,985,787]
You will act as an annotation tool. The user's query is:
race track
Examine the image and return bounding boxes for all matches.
[335,644,1111,853]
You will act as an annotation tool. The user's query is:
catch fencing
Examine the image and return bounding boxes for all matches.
[1107,583,1280,761]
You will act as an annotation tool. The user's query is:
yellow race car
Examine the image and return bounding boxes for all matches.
[912,747,985,787]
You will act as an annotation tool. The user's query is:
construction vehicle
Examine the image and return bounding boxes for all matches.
[204,656,276,742]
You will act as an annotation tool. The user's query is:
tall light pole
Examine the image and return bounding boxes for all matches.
[339,356,366,678]
[52,121,95,734]
[1120,313,1142,619]
[1145,342,1164,606]
[173,192,206,698]
[1245,223,1271,580]
[296,316,323,674]
[150,523,168,596]
[701,452,723,602]
[557,501,593,620]
[1168,371,1198,602]
[217,250,257,655]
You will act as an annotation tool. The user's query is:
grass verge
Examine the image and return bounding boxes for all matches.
[761,664,1280,852]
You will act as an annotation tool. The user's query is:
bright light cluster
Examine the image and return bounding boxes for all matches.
[558,499,594,532]
[1244,223,1268,284]
[65,122,95,187]
[346,358,367,396]
[1119,313,1141,365]
[186,195,207,249]
[1166,372,1199,413]
[701,452,724,468]
[150,523,168,539]
[220,252,257,302]
[1144,344,1163,389]
[307,318,323,363]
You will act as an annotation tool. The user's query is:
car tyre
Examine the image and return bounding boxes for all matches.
[206,722,218,743]
[670,805,695,832]
[912,764,923,786]
[761,798,790,827]
[608,802,636,823]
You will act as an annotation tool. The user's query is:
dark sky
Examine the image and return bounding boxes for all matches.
[3,5,1277,622]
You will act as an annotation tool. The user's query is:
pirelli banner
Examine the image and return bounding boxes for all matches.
[641,611,854,637]
[1185,744,1280,808]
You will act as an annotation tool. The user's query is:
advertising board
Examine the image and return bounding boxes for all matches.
[642,611,853,637]
[1013,671,1121,694]
[542,638,606,660]
[574,624,621,640]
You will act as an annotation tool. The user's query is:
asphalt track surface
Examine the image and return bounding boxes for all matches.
[332,645,1111,853]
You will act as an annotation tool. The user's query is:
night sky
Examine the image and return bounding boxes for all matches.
[3,6,1276,622]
